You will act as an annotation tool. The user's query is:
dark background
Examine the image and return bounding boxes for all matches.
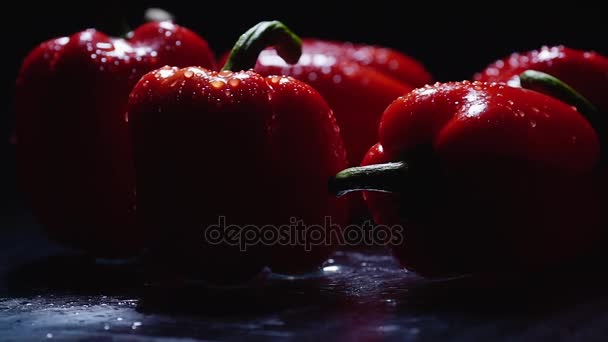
[2,1,606,213]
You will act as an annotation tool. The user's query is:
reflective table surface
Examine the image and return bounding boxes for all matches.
[2,212,608,341]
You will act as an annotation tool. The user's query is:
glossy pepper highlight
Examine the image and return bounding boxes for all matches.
[15,20,216,257]
[128,21,348,283]
[330,80,604,277]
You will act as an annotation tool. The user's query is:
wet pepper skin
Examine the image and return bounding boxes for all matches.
[299,39,432,88]
[128,67,347,282]
[362,81,603,277]
[15,21,216,257]
[253,39,433,166]
[475,46,608,112]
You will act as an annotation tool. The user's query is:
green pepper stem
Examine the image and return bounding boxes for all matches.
[329,162,408,197]
[519,70,601,131]
[222,20,302,72]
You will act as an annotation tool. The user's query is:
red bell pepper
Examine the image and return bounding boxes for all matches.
[474,45,608,113]
[330,80,604,277]
[251,39,433,166]
[127,21,348,283]
[297,39,433,88]
[15,20,216,257]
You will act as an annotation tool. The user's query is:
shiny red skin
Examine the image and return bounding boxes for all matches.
[15,21,216,257]
[299,39,433,87]
[252,39,432,166]
[127,67,348,282]
[474,46,608,113]
[363,81,603,277]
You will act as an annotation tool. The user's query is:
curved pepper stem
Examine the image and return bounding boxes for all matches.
[329,162,408,197]
[222,20,302,71]
[519,70,601,132]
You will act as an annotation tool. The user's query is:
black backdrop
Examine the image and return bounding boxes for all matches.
[1,1,606,213]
